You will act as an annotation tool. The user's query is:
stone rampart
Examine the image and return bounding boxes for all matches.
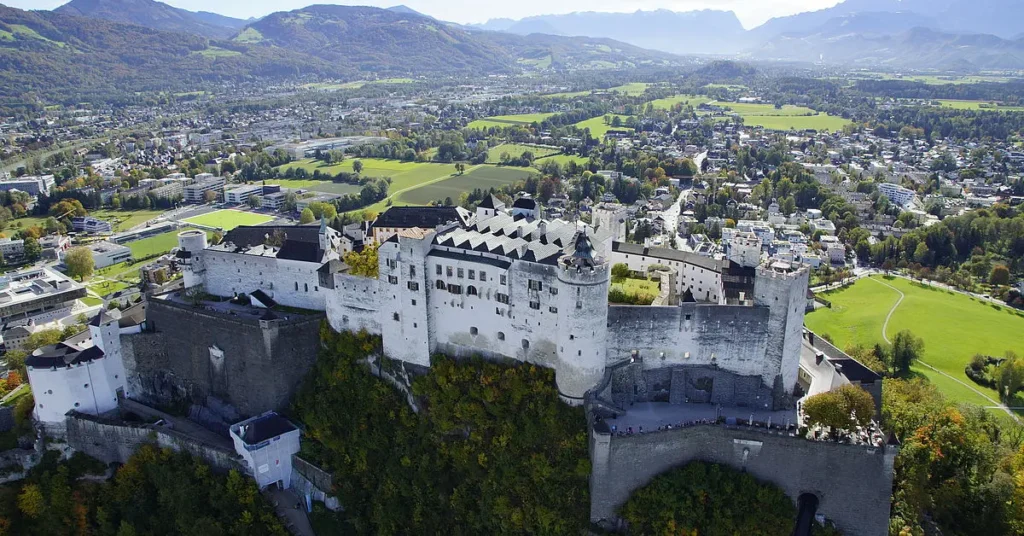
[590,424,895,536]
[65,412,241,470]
[122,299,324,417]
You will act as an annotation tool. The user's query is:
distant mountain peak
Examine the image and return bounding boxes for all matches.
[54,0,246,38]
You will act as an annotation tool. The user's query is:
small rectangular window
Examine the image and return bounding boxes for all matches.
[529,301,540,310]
[447,266,453,277]
[407,282,420,291]
[500,274,507,285]
[550,287,558,295]
[528,280,543,291]
[448,284,463,295]
[388,275,398,285]
[497,293,510,304]
[468,270,475,280]
[436,265,442,276]
[410,265,416,277]
[549,306,558,313]
[393,313,400,321]
[411,299,417,306]
[479,271,487,282]
[457,268,464,278]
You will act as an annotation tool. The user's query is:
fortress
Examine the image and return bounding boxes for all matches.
[26,199,894,535]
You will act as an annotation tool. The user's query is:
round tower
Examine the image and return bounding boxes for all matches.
[554,231,610,405]
[177,229,208,289]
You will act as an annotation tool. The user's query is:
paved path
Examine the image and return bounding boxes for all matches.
[868,276,1020,422]
[266,487,315,536]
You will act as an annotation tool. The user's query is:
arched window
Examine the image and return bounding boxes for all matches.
[470,327,478,335]
[497,332,505,341]
[436,280,446,290]
[522,339,530,350]
[467,285,478,296]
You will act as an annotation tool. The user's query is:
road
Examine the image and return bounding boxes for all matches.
[658,151,706,250]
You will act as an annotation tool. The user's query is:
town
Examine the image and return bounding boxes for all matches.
[0,1,1023,535]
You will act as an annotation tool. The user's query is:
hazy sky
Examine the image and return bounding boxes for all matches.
[17,0,845,29]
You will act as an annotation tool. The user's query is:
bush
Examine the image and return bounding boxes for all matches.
[611,263,630,280]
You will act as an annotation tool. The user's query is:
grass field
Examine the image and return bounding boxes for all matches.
[394,166,536,206]
[714,102,852,132]
[647,94,711,110]
[301,78,415,91]
[853,72,1013,85]
[269,179,361,196]
[183,209,274,230]
[536,154,590,166]
[485,143,560,164]
[575,114,634,138]
[806,276,1024,408]
[937,100,1024,112]
[277,158,458,194]
[543,82,650,99]
[90,209,165,232]
[467,113,557,130]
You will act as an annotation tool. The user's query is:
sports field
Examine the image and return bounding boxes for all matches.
[486,143,560,164]
[183,209,274,230]
[467,113,557,130]
[806,276,1024,408]
[395,166,537,206]
[270,179,361,196]
[575,114,634,138]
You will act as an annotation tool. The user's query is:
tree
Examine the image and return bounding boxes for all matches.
[990,265,1011,286]
[454,163,465,175]
[23,237,41,262]
[25,329,63,352]
[352,160,364,174]
[203,190,218,204]
[307,201,336,220]
[300,208,315,224]
[247,195,262,209]
[343,247,379,278]
[64,247,94,281]
[996,353,1024,400]
[802,384,876,437]
[17,484,43,519]
[890,330,924,376]
[611,263,630,280]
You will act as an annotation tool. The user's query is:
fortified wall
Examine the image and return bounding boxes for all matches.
[122,298,324,418]
[590,423,896,536]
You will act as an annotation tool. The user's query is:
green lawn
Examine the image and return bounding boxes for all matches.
[575,115,634,138]
[467,113,557,130]
[91,209,165,232]
[536,154,590,166]
[485,143,560,164]
[609,277,660,304]
[87,279,132,298]
[277,158,457,194]
[937,100,1024,112]
[395,165,536,206]
[183,209,274,230]
[543,82,650,99]
[806,276,1024,407]
[126,229,212,259]
[710,102,852,132]
[646,94,711,110]
[269,179,361,196]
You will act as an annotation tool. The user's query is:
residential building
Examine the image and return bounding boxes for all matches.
[39,235,71,261]
[0,175,55,196]
[0,238,25,261]
[877,182,916,207]
[71,217,113,234]
[229,412,301,490]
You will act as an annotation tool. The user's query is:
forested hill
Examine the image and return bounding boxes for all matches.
[0,4,348,105]
[234,5,514,75]
[55,0,243,39]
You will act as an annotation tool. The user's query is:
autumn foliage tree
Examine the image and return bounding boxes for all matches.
[802,384,876,436]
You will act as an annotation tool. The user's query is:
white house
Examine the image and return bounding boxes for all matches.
[229,412,301,490]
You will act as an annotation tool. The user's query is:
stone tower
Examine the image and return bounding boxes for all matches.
[753,261,809,400]
[89,309,128,399]
[177,229,208,289]
[554,231,611,405]
[378,236,433,368]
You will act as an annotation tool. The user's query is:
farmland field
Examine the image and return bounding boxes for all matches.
[301,78,415,91]
[486,143,560,164]
[395,165,536,206]
[183,209,274,230]
[575,114,634,138]
[543,82,650,98]
[467,113,557,129]
[806,276,1024,410]
[536,154,590,166]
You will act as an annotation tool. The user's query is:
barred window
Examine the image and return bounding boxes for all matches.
[529,301,540,310]
[388,275,399,285]
[408,281,420,291]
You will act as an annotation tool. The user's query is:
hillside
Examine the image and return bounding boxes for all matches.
[754,24,1024,70]
[0,4,347,104]
[54,0,243,39]
[233,5,681,75]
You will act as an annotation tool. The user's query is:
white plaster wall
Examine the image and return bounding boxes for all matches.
[379,241,431,368]
[232,429,300,489]
[201,251,326,310]
[555,264,610,401]
[29,359,118,424]
[609,249,722,303]
[328,274,383,335]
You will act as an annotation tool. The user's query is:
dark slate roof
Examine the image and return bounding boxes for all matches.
[611,241,721,272]
[371,206,469,231]
[512,197,537,210]
[241,413,298,444]
[220,225,327,263]
[250,289,277,308]
[89,309,119,327]
[26,343,104,369]
[830,357,881,384]
[477,195,504,210]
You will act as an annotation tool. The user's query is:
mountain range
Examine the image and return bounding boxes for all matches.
[54,0,248,39]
